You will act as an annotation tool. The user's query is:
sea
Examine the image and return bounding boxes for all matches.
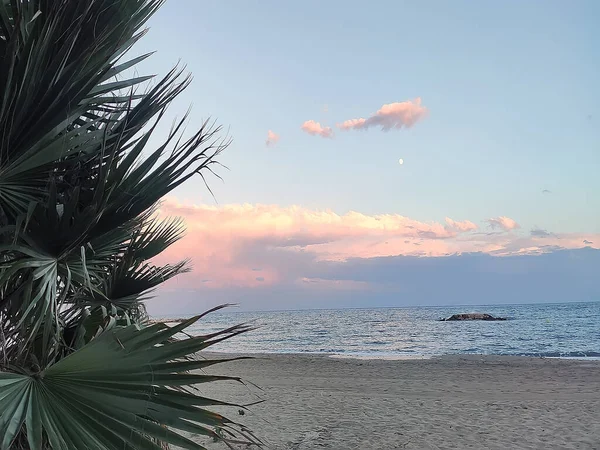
[175,302,600,359]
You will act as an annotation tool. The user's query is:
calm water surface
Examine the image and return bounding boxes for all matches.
[169,302,600,359]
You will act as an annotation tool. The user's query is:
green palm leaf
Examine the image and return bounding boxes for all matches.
[0,315,259,450]
[0,0,258,448]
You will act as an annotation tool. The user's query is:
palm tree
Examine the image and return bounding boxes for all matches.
[0,1,257,448]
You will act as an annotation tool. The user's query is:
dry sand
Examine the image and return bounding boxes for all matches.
[191,354,600,450]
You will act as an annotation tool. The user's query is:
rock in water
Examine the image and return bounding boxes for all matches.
[441,313,507,321]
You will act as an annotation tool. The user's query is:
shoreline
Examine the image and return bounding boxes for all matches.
[192,353,600,449]
[203,350,600,361]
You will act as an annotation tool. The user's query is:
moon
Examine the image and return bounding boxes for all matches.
[398,158,404,165]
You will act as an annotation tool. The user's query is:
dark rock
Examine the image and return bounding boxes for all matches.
[440,313,507,321]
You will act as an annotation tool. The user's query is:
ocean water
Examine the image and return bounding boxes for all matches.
[177,302,600,359]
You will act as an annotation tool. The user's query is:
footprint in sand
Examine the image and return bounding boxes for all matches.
[288,427,332,449]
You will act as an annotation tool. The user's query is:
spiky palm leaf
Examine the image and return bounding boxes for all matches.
[0,0,254,448]
[0,315,258,450]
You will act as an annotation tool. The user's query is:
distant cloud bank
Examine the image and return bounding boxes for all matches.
[150,198,598,314]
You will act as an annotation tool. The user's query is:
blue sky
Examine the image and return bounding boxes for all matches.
[135,1,600,312]
[137,0,599,232]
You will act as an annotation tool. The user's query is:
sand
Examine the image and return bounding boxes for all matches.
[190,354,600,450]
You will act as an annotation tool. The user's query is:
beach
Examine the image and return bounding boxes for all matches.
[195,354,600,450]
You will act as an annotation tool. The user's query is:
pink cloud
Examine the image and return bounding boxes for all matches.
[445,217,478,232]
[158,200,466,250]
[154,200,476,288]
[265,130,279,147]
[154,199,598,292]
[301,120,333,138]
[487,216,520,231]
[337,98,428,132]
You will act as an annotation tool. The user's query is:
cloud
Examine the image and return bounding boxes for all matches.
[265,130,279,147]
[301,120,333,138]
[530,228,554,238]
[146,198,600,313]
[150,248,600,314]
[445,217,478,232]
[486,216,520,232]
[337,98,428,132]
[153,199,599,297]
[157,199,465,255]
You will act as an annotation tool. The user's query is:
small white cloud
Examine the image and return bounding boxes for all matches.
[265,130,280,147]
[445,218,478,233]
[301,120,334,138]
[337,98,428,132]
[487,216,520,232]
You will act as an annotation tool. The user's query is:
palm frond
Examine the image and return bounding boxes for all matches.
[0,0,257,448]
[0,315,259,450]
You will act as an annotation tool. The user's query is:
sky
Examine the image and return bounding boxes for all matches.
[133,1,600,314]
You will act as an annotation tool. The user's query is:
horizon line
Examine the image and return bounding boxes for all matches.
[149,299,600,317]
